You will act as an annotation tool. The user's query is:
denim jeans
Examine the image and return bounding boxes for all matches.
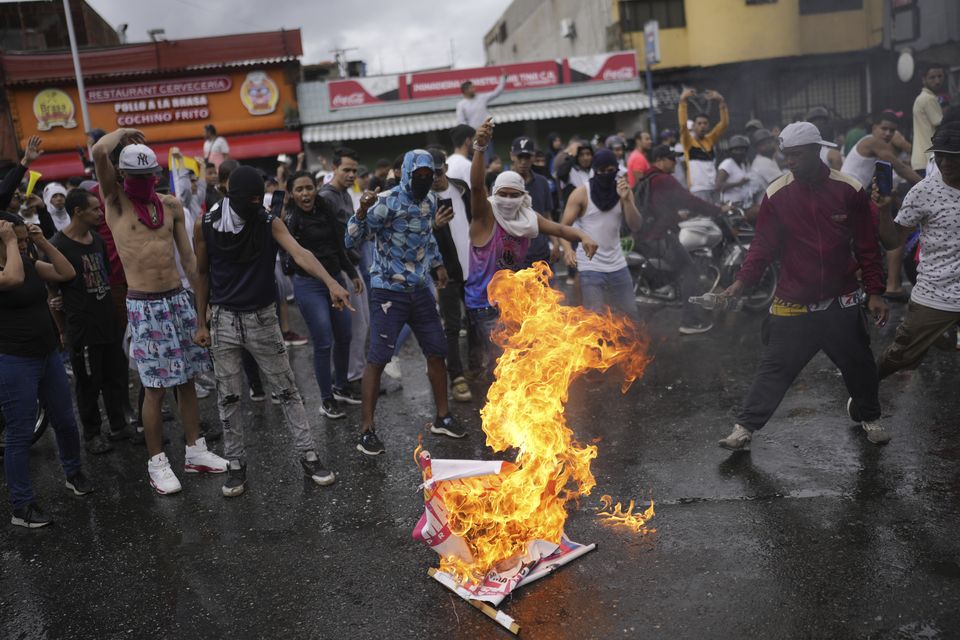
[293,274,351,400]
[344,272,370,382]
[578,267,640,323]
[209,305,315,461]
[0,351,82,509]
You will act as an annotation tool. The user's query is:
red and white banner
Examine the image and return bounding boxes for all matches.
[327,51,638,110]
[409,60,560,100]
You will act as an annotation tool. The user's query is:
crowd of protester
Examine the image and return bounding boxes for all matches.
[0,61,957,528]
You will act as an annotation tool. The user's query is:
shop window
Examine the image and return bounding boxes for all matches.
[799,0,862,15]
[619,0,686,31]
[757,64,864,125]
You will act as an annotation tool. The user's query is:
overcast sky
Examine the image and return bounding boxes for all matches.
[85,0,513,74]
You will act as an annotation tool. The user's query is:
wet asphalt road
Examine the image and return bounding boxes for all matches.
[1,295,959,640]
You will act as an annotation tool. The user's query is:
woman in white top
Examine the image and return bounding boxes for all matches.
[558,149,645,322]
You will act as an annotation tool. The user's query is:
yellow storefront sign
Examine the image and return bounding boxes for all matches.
[33,88,77,131]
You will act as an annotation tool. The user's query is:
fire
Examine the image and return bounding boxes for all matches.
[434,262,652,580]
[597,495,656,533]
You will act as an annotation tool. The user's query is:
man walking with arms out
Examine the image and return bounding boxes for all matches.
[93,128,227,495]
[717,122,890,451]
[193,166,344,496]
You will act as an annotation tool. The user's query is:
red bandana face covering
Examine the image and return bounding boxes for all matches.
[123,176,165,229]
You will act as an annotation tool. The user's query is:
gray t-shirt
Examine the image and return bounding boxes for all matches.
[895,173,960,311]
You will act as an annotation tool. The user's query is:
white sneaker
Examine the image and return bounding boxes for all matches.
[383,356,402,380]
[194,382,211,399]
[718,424,752,451]
[148,453,182,495]
[184,437,228,474]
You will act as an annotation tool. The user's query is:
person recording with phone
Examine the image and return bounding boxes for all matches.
[192,165,346,497]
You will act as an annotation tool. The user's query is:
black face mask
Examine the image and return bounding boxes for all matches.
[410,175,433,201]
[532,164,549,177]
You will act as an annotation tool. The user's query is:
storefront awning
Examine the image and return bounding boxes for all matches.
[28,130,302,181]
[302,91,652,143]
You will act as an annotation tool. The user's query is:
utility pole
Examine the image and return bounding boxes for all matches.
[63,0,92,147]
[330,47,358,77]
[643,21,661,140]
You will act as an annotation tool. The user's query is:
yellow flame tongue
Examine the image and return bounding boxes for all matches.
[436,263,652,581]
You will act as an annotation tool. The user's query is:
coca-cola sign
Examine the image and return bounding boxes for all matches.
[326,51,639,109]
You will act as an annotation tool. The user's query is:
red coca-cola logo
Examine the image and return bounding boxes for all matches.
[332,92,368,107]
[602,66,636,81]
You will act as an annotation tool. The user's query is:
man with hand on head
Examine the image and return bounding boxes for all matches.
[93,128,228,495]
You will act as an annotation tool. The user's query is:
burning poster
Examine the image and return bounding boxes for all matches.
[412,263,655,632]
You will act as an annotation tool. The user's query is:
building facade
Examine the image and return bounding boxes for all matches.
[484,0,956,137]
[1,30,304,180]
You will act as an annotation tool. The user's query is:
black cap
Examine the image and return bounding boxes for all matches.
[511,136,535,156]
[651,144,682,161]
[928,121,960,154]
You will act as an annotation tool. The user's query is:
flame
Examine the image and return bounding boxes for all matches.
[597,495,656,533]
[435,262,652,580]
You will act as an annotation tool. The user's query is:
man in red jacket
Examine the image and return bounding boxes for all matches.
[718,122,890,451]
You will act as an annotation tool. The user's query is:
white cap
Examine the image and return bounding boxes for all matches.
[778,122,838,150]
[118,143,160,174]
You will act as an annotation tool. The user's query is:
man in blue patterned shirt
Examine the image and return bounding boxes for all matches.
[346,149,462,455]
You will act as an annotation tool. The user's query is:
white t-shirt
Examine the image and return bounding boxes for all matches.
[717,158,752,205]
[446,153,472,185]
[203,136,230,167]
[895,174,960,311]
[751,154,785,189]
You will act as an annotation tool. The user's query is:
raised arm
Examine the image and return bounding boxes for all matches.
[483,74,507,105]
[191,216,212,346]
[0,221,24,290]
[92,128,144,203]
[704,90,729,141]
[469,117,496,245]
[0,136,41,211]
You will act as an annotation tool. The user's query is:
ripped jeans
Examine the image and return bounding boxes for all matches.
[209,304,315,461]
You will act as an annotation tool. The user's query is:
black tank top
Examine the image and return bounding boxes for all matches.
[201,210,279,312]
[0,258,58,356]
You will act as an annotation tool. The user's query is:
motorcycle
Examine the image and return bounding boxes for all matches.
[626,206,778,313]
[0,403,49,456]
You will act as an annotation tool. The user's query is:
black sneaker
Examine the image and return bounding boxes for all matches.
[221,460,247,498]
[357,430,385,456]
[249,385,266,402]
[300,452,336,486]
[65,470,94,496]
[846,397,862,423]
[332,383,362,406]
[319,397,346,419]
[85,435,113,455]
[430,414,466,439]
[11,503,52,528]
[107,426,131,442]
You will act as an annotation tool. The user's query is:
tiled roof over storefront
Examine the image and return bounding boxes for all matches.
[1,29,302,85]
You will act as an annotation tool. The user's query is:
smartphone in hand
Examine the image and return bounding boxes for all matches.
[437,197,453,210]
[874,161,893,196]
[270,190,286,218]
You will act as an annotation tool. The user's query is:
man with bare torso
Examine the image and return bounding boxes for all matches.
[93,128,227,495]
